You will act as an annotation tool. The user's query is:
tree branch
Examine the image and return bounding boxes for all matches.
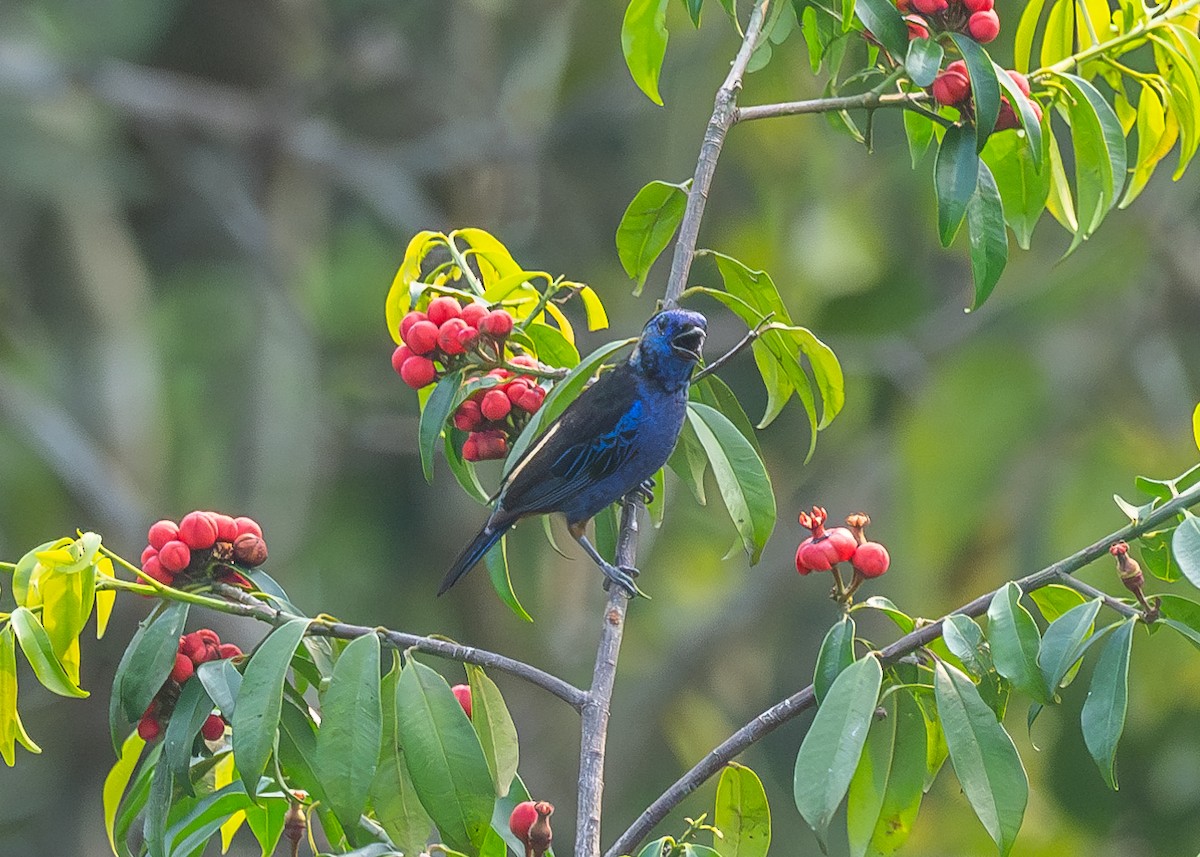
[735,90,932,123]
[93,575,587,709]
[662,0,772,309]
[605,479,1200,856]
[576,496,641,857]
[1053,572,1142,620]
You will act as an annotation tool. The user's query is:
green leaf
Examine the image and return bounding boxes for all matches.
[793,656,883,849]
[1040,0,1074,67]
[395,659,495,853]
[982,127,1048,250]
[616,180,690,294]
[846,689,927,857]
[165,782,254,857]
[113,743,163,857]
[196,659,242,719]
[370,657,434,856]
[854,0,909,58]
[1044,117,1079,232]
[244,797,290,857]
[111,603,190,750]
[986,582,1050,703]
[316,633,383,832]
[1156,593,1200,650]
[10,606,88,698]
[713,763,771,857]
[942,614,992,679]
[934,661,1028,856]
[1,623,39,766]
[37,563,96,686]
[686,402,776,563]
[965,158,1009,310]
[1172,513,1200,589]
[144,752,172,857]
[667,415,708,505]
[484,535,533,623]
[685,0,703,26]
[814,616,857,704]
[1056,73,1127,245]
[935,125,980,246]
[1140,530,1180,583]
[691,375,762,456]
[103,731,146,856]
[949,35,1001,150]
[1037,597,1101,695]
[992,66,1043,173]
[524,323,580,369]
[904,110,935,168]
[465,664,520,797]
[163,677,214,794]
[1014,0,1048,72]
[1029,583,1087,622]
[906,38,944,88]
[420,369,465,483]
[232,618,310,797]
[1081,618,1134,789]
[852,596,915,634]
[622,0,671,105]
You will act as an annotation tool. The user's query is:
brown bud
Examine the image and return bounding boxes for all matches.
[529,801,554,857]
[845,513,870,545]
[283,802,306,857]
[233,533,268,567]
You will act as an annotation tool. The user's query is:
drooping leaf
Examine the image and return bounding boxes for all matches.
[1040,0,1074,67]
[905,38,944,87]
[986,582,1050,703]
[143,751,173,857]
[904,110,935,168]
[713,763,771,857]
[793,656,884,849]
[1038,597,1102,695]
[10,606,88,698]
[484,535,533,623]
[524,322,580,369]
[1081,618,1135,789]
[111,603,190,750]
[965,158,1009,310]
[1014,0,1048,72]
[941,614,992,679]
[232,618,310,797]
[935,125,980,246]
[103,731,146,857]
[370,657,434,856]
[616,180,690,294]
[465,664,520,798]
[163,677,215,794]
[948,34,1001,150]
[992,63,1043,172]
[196,659,242,720]
[622,0,671,105]
[1056,73,1127,246]
[814,616,857,704]
[691,375,762,456]
[853,596,915,633]
[164,782,254,857]
[854,0,909,57]
[419,370,465,483]
[1172,513,1200,589]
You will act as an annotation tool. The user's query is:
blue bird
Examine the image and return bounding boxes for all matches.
[439,308,708,597]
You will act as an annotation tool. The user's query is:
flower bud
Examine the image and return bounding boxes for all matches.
[233,533,269,567]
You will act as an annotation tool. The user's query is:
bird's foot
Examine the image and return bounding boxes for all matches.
[600,563,649,599]
[633,477,656,505]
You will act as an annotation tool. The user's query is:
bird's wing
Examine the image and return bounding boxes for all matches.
[498,366,642,515]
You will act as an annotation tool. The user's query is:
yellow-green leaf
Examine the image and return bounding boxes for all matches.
[11,606,88,698]
[387,230,442,343]
[1193,401,1200,452]
[455,227,523,288]
[104,731,146,856]
[714,763,771,857]
[95,557,116,639]
[622,0,670,105]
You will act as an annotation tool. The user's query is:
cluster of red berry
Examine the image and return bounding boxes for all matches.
[455,359,547,462]
[795,508,891,598]
[932,62,1042,130]
[509,800,554,857]
[898,0,999,43]
[140,511,268,588]
[392,297,517,390]
[137,629,242,742]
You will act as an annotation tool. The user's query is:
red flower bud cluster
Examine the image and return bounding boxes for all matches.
[510,800,554,857]
[137,629,241,742]
[930,62,1043,131]
[392,298,516,390]
[141,511,267,589]
[897,0,1000,43]
[456,358,548,462]
[796,508,892,601]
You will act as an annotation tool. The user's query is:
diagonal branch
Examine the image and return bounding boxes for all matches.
[604,479,1200,856]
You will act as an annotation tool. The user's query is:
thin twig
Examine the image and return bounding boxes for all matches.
[662,0,773,309]
[735,90,931,122]
[691,315,776,382]
[604,479,1200,856]
[1053,572,1142,619]
[576,496,641,857]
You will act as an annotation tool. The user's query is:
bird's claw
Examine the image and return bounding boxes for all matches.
[633,478,656,504]
[601,563,649,599]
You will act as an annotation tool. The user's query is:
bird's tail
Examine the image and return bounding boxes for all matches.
[438,515,514,596]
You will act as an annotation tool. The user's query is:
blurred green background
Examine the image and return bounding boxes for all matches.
[2,0,1200,854]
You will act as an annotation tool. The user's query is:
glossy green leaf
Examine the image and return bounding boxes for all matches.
[692,375,762,455]
[0,623,40,766]
[986,582,1050,703]
[110,602,190,750]
[1156,593,1200,650]
[1014,0,1048,72]
[113,743,162,857]
[196,659,242,719]
[942,614,991,679]
[686,402,776,563]
[965,158,1008,310]
[904,110,935,168]
[419,369,464,483]
[1140,530,1180,583]
[905,38,943,87]
[934,661,1028,856]
[144,752,172,857]
[854,0,909,58]
[163,677,215,794]
[484,535,533,623]
[316,633,383,831]
[853,596,915,634]
[1056,73,1127,245]
[793,656,883,849]
[232,618,310,797]
[524,323,579,369]
[935,125,979,246]
[244,797,289,857]
[667,415,708,505]
[949,35,1001,149]
[1081,618,1134,789]
[616,180,689,294]
[10,606,88,698]
[370,657,434,856]
[992,64,1043,173]
[103,731,145,856]
[1037,598,1101,695]
[846,689,927,857]
[1044,116,1079,232]
[714,763,771,857]
[395,659,495,853]
[165,782,254,857]
[622,0,670,105]
[1172,513,1200,589]
[814,616,857,704]
[685,0,703,26]
[1040,0,1074,67]
[465,664,520,797]
[1029,583,1088,622]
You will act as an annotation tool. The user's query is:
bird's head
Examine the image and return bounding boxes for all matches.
[630,309,707,391]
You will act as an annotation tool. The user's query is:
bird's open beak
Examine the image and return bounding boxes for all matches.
[671,325,706,361]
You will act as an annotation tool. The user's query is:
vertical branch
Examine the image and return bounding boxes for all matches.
[662,0,772,308]
[575,496,640,856]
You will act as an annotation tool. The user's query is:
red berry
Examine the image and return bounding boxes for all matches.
[148,520,180,550]
[456,325,480,352]
[391,346,411,374]
[906,16,930,39]
[1006,69,1032,96]
[963,0,994,11]
[852,542,891,578]
[911,0,948,13]
[201,714,226,741]
[795,537,835,573]
[180,633,206,661]
[405,320,440,355]
[509,354,538,369]
[437,318,470,355]
[463,434,481,462]
[159,540,192,574]
[137,714,161,741]
[218,643,243,659]
[142,556,173,585]
[486,368,513,380]
[516,386,546,413]
[479,431,509,460]
[179,511,219,550]
[932,68,971,105]
[505,379,531,404]
[234,517,263,539]
[454,400,484,432]
[426,297,463,327]
[994,98,1019,131]
[451,684,473,719]
[399,310,427,342]
[196,629,221,645]
[481,389,512,421]
[170,652,194,683]
[460,303,489,327]
[967,9,1000,41]
[824,527,859,563]
[140,545,158,565]
[480,310,514,338]
[510,801,538,843]
[400,356,437,389]
[213,514,239,542]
